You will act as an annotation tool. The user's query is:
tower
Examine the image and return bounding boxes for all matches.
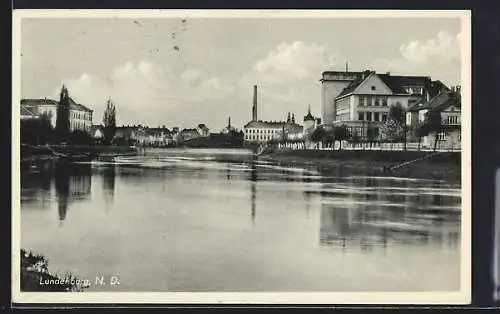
[287,112,291,123]
[228,116,231,128]
[303,104,316,136]
[321,70,362,125]
[291,113,295,124]
[252,85,258,121]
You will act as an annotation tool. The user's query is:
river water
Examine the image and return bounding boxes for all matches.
[20,148,461,292]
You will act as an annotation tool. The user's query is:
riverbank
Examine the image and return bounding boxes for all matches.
[20,144,137,163]
[260,150,461,183]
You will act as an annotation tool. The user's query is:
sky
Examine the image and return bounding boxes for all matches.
[20,15,462,131]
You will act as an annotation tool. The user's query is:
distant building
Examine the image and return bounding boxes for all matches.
[179,128,200,142]
[196,124,210,137]
[113,126,138,145]
[321,69,447,140]
[21,97,93,132]
[90,125,104,143]
[222,116,236,134]
[243,112,303,143]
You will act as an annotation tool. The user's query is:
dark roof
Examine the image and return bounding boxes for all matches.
[21,105,38,117]
[407,90,461,113]
[243,120,303,131]
[377,74,431,94]
[304,112,315,121]
[336,72,434,99]
[21,98,58,106]
[21,98,93,112]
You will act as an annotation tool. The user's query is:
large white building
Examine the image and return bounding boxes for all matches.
[21,97,93,132]
[320,69,447,139]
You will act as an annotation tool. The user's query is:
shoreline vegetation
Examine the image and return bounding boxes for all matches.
[20,249,89,292]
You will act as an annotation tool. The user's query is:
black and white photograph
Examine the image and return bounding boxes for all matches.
[12,10,471,304]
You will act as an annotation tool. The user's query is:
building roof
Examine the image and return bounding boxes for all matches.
[377,74,431,94]
[336,71,434,99]
[407,89,461,113]
[21,98,93,112]
[243,120,303,132]
[304,105,315,121]
[21,105,38,117]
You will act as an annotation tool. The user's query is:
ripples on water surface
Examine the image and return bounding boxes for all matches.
[21,148,461,292]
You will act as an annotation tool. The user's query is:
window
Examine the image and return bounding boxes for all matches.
[382,97,388,106]
[358,112,364,121]
[366,112,372,121]
[437,132,446,141]
[359,96,365,107]
[366,96,373,106]
[382,114,387,122]
[371,86,376,91]
[374,112,380,122]
[374,97,380,106]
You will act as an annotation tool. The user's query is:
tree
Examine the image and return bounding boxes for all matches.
[415,122,430,151]
[387,102,407,149]
[55,85,71,143]
[102,99,117,145]
[38,112,54,144]
[366,126,378,149]
[310,126,326,143]
[334,125,348,150]
[379,118,403,142]
[425,110,443,152]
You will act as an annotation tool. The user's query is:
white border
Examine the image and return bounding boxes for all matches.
[12,9,471,305]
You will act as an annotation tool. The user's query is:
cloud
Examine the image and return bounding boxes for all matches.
[382,30,461,85]
[238,41,339,122]
[53,61,235,128]
[399,30,460,63]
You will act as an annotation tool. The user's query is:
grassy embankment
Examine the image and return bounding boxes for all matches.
[261,150,461,183]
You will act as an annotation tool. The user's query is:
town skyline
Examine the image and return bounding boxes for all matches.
[21,15,461,130]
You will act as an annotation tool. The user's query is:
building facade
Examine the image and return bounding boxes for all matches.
[325,70,445,140]
[406,86,461,150]
[21,98,93,132]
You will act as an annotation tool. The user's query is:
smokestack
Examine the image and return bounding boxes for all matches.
[252,85,258,121]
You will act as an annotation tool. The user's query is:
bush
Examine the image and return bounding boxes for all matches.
[69,130,92,146]
[20,249,89,292]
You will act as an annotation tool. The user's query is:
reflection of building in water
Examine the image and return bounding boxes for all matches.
[102,164,116,211]
[54,161,91,224]
[250,158,257,224]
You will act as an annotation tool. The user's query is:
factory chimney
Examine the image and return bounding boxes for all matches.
[252,85,258,121]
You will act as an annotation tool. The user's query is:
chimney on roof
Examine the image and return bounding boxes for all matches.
[252,85,258,121]
[386,72,390,75]
[345,61,348,73]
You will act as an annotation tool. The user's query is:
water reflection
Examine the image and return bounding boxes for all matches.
[102,163,116,211]
[318,176,461,250]
[21,150,461,292]
[250,157,257,224]
[53,161,91,224]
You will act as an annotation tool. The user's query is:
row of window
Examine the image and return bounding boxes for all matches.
[443,116,460,124]
[359,96,388,107]
[246,129,279,134]
[71,111,91,120]
[357,112,388,122]
[404,86,424,95]
[245,135,274,141]
[70,122,90,131]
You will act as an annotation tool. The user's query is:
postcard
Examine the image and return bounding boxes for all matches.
[12,9,471,305]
